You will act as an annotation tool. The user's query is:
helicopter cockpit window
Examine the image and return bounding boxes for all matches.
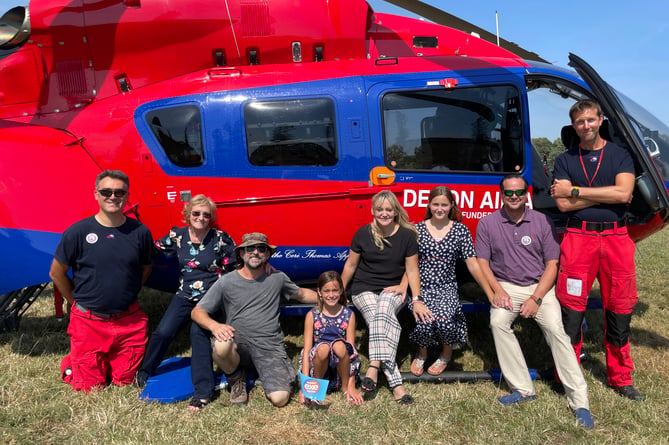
[145,105,203,167]
[244,98,337,166]
[382,85,523,173]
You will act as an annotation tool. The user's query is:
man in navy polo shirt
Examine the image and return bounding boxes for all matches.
[50,170,153,392]
[476,174,593,429]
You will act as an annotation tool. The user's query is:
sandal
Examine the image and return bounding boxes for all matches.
[410,355,426,377]
[186,397,210,412]
[395,394,415,406]
[361,365,380,401]
[427,355,450,376]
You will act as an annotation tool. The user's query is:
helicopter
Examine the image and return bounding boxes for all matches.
[1,0,668,331]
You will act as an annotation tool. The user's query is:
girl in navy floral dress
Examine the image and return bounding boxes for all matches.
[300,271,363,405]
[409,186,493,376]
[137,195,236,391]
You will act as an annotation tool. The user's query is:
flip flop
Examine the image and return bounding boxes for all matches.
[427,355,450,375]
[410,356,426,376]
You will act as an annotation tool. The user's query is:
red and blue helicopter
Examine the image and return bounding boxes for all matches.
[1,0,668,330]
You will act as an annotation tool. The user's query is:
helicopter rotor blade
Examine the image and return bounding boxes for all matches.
[382,0,547,63]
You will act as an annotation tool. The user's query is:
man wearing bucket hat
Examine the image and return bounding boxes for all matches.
[191,232,317,407]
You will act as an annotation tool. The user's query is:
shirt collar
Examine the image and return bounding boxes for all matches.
[500,207,530,225]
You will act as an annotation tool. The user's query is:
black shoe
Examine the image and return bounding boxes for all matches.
[135,371,148,389]
[612,385,645,401]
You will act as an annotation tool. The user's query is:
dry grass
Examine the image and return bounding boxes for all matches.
[2,229,669,444]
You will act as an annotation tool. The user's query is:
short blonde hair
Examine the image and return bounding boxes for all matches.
[182,194,217,225]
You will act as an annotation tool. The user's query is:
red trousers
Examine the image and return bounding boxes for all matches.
[61,302,148,392]
[556,224,637,387]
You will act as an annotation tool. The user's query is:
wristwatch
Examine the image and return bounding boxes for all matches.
[412,295,423,302]
[570,186,580,198]
[531,295,543,306]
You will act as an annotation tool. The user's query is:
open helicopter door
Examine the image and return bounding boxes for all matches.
[568,53,669,236]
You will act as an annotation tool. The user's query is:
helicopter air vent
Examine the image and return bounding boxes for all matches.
[56,60,88,96]
[241,1,271,37]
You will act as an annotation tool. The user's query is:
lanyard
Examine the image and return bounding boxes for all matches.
[578,145,605,186]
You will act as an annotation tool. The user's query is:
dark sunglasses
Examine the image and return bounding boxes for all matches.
[503,189,527,197]
[97,188,128,198]
[244,245,268,253]
[191,211,212,219]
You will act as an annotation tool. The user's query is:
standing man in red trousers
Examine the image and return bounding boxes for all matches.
[551,99,643,401]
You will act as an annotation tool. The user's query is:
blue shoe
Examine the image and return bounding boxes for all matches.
[498,391,536,406]
[575,408,594,429]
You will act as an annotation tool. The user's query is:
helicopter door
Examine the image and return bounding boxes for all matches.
[568,53,669,223]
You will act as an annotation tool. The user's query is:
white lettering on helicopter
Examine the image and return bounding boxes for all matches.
[271,249,350,261]
[403,189,533,212]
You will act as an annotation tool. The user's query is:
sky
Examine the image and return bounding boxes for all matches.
[367,0,669,126]
[2,0,668,126]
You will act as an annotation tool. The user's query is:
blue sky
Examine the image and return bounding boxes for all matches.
[367,0,669,126]
[2,0,668,125]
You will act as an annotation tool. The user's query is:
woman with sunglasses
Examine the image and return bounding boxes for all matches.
[136,194,236,396]
[341,190,423,406]
[409,186,493,377]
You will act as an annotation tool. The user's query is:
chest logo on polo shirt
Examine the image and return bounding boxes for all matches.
[520,235,532,246]
[85,233,98,244]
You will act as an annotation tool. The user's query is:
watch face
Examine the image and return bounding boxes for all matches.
[571,188,579,197]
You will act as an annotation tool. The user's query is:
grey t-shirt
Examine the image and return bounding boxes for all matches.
[197,270,299,350]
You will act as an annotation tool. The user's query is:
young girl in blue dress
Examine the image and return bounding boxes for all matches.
[300,271,363,405]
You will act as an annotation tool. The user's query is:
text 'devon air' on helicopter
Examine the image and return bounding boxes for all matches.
[1,0,668,330]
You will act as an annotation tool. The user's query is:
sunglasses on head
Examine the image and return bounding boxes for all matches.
[244,245,268,253]
[503,189,527,197]
[97,188,128,198]
[191,211,212,219]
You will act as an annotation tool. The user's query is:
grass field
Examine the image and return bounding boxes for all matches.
[2,229,669,444]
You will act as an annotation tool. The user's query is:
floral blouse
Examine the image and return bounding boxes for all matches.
[155,226,236,301]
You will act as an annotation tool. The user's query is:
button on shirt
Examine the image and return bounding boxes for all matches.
[475,208,560,286]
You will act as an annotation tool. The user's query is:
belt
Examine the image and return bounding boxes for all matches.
[566,219,626,233]
[74,302,130,319]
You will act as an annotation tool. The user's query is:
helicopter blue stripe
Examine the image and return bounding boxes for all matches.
[0,228,61,294]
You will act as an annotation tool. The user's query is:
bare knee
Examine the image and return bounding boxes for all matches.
[332,341,347,359]
[266,390,290,407]
[315,343,331,361]
[212,339,239,374]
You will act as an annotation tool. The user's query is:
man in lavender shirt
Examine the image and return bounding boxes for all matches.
[475,174,593,429]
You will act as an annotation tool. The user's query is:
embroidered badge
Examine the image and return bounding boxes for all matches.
[86,233,98,244]
[520,235,532,246]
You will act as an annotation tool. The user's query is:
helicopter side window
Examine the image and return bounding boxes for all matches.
[244,98,337,166]
[145,105,204,167]
[382,85,523,173]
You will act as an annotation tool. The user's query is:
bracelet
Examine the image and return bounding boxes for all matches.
[412,300,425,306]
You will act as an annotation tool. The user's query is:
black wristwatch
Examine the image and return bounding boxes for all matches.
[570,186,580,198]
[531,295,543,306]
